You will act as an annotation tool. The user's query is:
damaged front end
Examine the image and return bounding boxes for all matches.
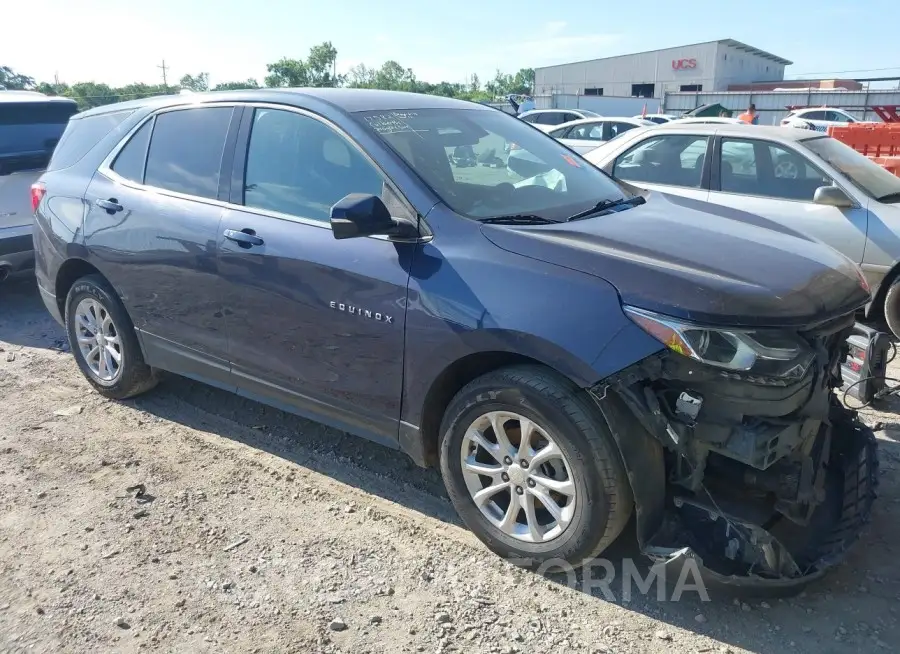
[592,309,879,596]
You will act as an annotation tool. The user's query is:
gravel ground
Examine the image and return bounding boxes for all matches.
[1,274,899,654]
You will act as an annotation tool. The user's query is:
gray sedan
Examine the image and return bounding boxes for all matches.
[584,123,900,336]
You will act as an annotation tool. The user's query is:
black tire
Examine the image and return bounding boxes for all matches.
[65,274,158,399]
[882,280,900,340]
[439,365,634,568]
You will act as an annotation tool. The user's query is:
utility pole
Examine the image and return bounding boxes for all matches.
[158,60,169,90]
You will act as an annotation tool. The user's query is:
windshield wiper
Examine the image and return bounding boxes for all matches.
[877,191,900,204]
[566,195,646,222]
[478,214,557,225]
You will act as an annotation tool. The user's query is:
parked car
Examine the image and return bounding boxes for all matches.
[517,108,601,132]
[670,116,746,125]
[633,113,679,124]
[0,91,77,281]
[33,89,876,591]
[585,123,900,336]
[547,117,657,154]
[781,107,865,132]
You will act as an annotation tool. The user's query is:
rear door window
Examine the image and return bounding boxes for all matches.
[48,110,133,171]
[143,107,233,199]
[0,98,78,174]
[613,134,710,188]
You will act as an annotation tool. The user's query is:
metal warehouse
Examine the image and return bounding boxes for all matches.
[534,39,792,99]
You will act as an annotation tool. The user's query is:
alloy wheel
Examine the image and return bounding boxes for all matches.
[74,297,123,383]
[460,411,577,543]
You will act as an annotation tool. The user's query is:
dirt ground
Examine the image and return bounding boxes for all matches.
[1,274,899,654]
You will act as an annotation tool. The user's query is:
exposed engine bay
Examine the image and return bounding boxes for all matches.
[592,310,879,595]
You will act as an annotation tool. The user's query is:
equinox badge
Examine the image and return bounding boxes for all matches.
[329,301,393,324]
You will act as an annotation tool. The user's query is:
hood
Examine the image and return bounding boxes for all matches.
[482,192,870,328]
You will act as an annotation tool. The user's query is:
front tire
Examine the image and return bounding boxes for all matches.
[882,280,900,340]
[439,366,633,568]
[65,274,158,399]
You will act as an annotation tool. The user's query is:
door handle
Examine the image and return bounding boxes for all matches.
[95,198,123,214]
[223,228,264,247]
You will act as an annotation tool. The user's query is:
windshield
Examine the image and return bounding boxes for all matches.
[355,108,626,221]
[804,136,900,202]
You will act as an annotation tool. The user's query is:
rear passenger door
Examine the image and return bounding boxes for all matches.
[84,105,240,385]
[610,133,712,201]
[215,105,415,445]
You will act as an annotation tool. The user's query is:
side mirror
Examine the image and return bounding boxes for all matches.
[813,185,853,208]
[330,193,399,240]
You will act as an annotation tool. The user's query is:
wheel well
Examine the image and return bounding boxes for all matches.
[869,262,900,322]
[417,351,550,466]
[55,259,107,317]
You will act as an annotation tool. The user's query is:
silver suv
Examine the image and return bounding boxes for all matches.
[0,91,77,281]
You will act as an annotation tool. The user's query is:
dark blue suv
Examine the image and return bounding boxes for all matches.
[32,89,877,591]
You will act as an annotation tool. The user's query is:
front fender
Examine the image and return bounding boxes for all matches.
[401,233,663,432]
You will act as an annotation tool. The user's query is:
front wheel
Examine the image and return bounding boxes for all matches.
[439,366,634,568]
[65,274,158,399]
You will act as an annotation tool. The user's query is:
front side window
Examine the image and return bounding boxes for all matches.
[110,119,153,183]
[805,135,900,202]
[718,138,830,201]
[826,110,853,123]
[243,108,384,222]
[143,107,233,199]
[613,134,710,188]
[356,108,627,221]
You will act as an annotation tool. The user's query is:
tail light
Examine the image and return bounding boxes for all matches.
[30,182,46,213]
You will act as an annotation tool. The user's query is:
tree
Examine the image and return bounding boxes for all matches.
[67,82,120,109]
[265,57,308,87]
[346,64,376,88]
[265,42,342,88]
[0,66,35,90]
[511,68,535,95]
[213,79,260,91]
[179,72,210,92]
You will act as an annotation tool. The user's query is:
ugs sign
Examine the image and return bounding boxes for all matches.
[672,58,697,70]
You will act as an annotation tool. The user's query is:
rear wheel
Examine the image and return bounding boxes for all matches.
[439,366,633,568]
[65,275,157,399]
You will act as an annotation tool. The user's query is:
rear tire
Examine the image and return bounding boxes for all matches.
[439,365,633,568]
[65,274,157,399]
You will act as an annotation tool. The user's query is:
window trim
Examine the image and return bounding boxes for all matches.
[710,135,860,207]
[98,101,429,243]
[611,132,713,190]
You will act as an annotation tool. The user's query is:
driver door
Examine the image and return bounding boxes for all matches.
[706,136,867,265]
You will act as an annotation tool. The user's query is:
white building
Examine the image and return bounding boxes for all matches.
[534,39,792,99]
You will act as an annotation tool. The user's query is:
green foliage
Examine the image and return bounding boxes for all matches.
[0,66,35,90]
[1,45,534,110]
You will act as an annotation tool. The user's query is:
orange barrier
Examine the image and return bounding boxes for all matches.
[828,123,900,158]
[872,156,900,178]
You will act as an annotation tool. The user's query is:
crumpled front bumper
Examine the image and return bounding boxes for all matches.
[644,407,879,597]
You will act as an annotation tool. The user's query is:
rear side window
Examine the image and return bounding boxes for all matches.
[111,120,153,183]
[143,107,233,199]
[48,110,133,172]
[0,99,78,174]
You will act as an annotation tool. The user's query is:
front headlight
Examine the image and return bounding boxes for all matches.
[624,306,814,380]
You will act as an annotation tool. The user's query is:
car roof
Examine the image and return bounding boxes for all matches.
[615,122,826,142]
[75,87,492,120]
[556,116,652,128]
[0,90,77,106]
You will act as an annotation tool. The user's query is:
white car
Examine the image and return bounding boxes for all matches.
[584,122,900,335]
[634,113,680,124]
[780,107,864,132]
[546,117,657,154]
[517,109,601,132]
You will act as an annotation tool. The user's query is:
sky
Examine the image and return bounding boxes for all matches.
[3,0,899,89]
